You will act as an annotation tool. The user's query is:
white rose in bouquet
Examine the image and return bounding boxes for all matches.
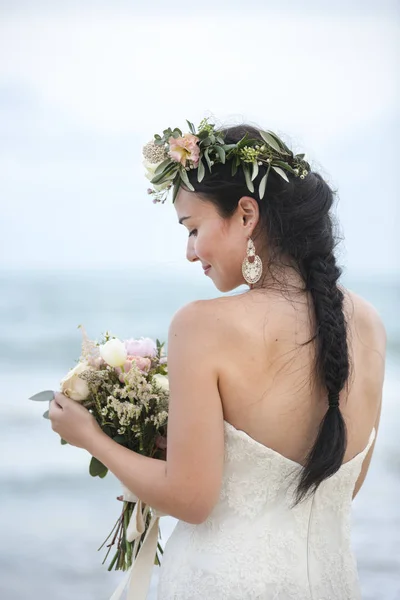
[100,338,128,368]
[60,362,92,401]
[153,373,169,392]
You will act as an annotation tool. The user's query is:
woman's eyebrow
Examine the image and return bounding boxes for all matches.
[178,216,191,225]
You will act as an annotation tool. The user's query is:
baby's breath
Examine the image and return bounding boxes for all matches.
[142,140,168,164]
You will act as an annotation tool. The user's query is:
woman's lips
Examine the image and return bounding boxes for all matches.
[203,265,211,275]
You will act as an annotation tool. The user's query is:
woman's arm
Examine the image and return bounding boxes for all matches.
[352,391,382,500]
[352,298,386,500]
[88,299,226,524]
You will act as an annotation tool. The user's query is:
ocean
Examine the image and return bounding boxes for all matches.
[0,267,399,600]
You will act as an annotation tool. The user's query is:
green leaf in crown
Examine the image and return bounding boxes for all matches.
[142,117,311,204]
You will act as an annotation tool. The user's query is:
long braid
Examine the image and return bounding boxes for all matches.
[294,253,349,504]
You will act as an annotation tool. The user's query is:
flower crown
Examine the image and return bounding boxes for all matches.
[142,117,311,204]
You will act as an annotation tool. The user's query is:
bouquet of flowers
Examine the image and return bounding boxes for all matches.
[29,325,169,575]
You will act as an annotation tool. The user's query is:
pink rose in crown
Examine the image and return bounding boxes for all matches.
[124,337,157,358]
[168,133,200,167]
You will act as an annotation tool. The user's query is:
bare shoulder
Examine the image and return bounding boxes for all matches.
[170,297,231,324]
[169,297,232,343]
[341,287,387,351]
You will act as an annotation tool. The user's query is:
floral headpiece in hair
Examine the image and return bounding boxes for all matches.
[142,117,311,204]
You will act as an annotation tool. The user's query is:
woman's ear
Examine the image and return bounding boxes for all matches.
[237,196,259,231]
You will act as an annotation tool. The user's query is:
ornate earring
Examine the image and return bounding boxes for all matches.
[242,238,262,285]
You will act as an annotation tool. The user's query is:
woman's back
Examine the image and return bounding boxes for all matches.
[157,284,385,600]
[211,282,385,475]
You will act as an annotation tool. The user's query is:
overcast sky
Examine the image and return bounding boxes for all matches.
[0,1,399,277]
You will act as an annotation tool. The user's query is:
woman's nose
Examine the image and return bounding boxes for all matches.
[186,239,199,263]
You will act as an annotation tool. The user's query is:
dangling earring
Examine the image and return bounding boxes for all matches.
[242,238,262,285]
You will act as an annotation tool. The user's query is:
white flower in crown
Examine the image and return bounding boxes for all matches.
[142,159,172,192]
[142,141,172,192]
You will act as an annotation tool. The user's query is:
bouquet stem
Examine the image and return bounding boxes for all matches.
[99,498,164,572]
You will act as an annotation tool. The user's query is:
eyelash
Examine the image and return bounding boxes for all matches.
[188,229,197,237]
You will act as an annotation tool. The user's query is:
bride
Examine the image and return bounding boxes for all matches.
[50,120,386,599]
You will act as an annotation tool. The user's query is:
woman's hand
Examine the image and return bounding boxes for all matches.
[49,392,104,450]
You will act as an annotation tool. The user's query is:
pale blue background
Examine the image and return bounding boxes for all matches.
[0,2,399,599]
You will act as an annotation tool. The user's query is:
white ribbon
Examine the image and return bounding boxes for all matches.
[109,486,167,600]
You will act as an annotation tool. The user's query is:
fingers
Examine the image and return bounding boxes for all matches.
[49,398,60,417]
[54,392,66,407]
[48,399,59,430]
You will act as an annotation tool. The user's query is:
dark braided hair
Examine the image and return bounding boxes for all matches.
[183,124,349,505]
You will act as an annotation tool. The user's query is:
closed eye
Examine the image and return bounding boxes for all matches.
[188,229,197,237]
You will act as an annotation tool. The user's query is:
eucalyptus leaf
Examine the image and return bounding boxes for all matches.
[186,120,196,134]
[259,131,282,153]
[266,131,291,155]
[150,163,177,184]
[259,164,271,200]
[251,161,259,181]
[154,159,172,176]
[150,172,167,185]
[231,160,238,176]
[197,158,205,182]
[60,438,68,445]
[204,148,212,172]
[237,132,250,148]
[29,390,55,402]
[272,165,289,182]
[214,145,226,164]
[90,456,108,477]
[243,165,255,193]
[172,181,180,203]
[179,167,195,191]
[198,129,210,140]
[43,410,50,419]
[201,136,212,147]
[274,160,296,174]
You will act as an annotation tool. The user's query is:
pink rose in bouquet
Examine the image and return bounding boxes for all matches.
[115,355,152,382]
[124,337,157,358]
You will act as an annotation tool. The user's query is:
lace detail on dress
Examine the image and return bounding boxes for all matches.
[157,421,376,600]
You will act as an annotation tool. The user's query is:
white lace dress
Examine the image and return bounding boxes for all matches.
[156,419,376,600]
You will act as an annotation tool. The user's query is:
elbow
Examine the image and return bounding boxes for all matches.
[177,495,213,525]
